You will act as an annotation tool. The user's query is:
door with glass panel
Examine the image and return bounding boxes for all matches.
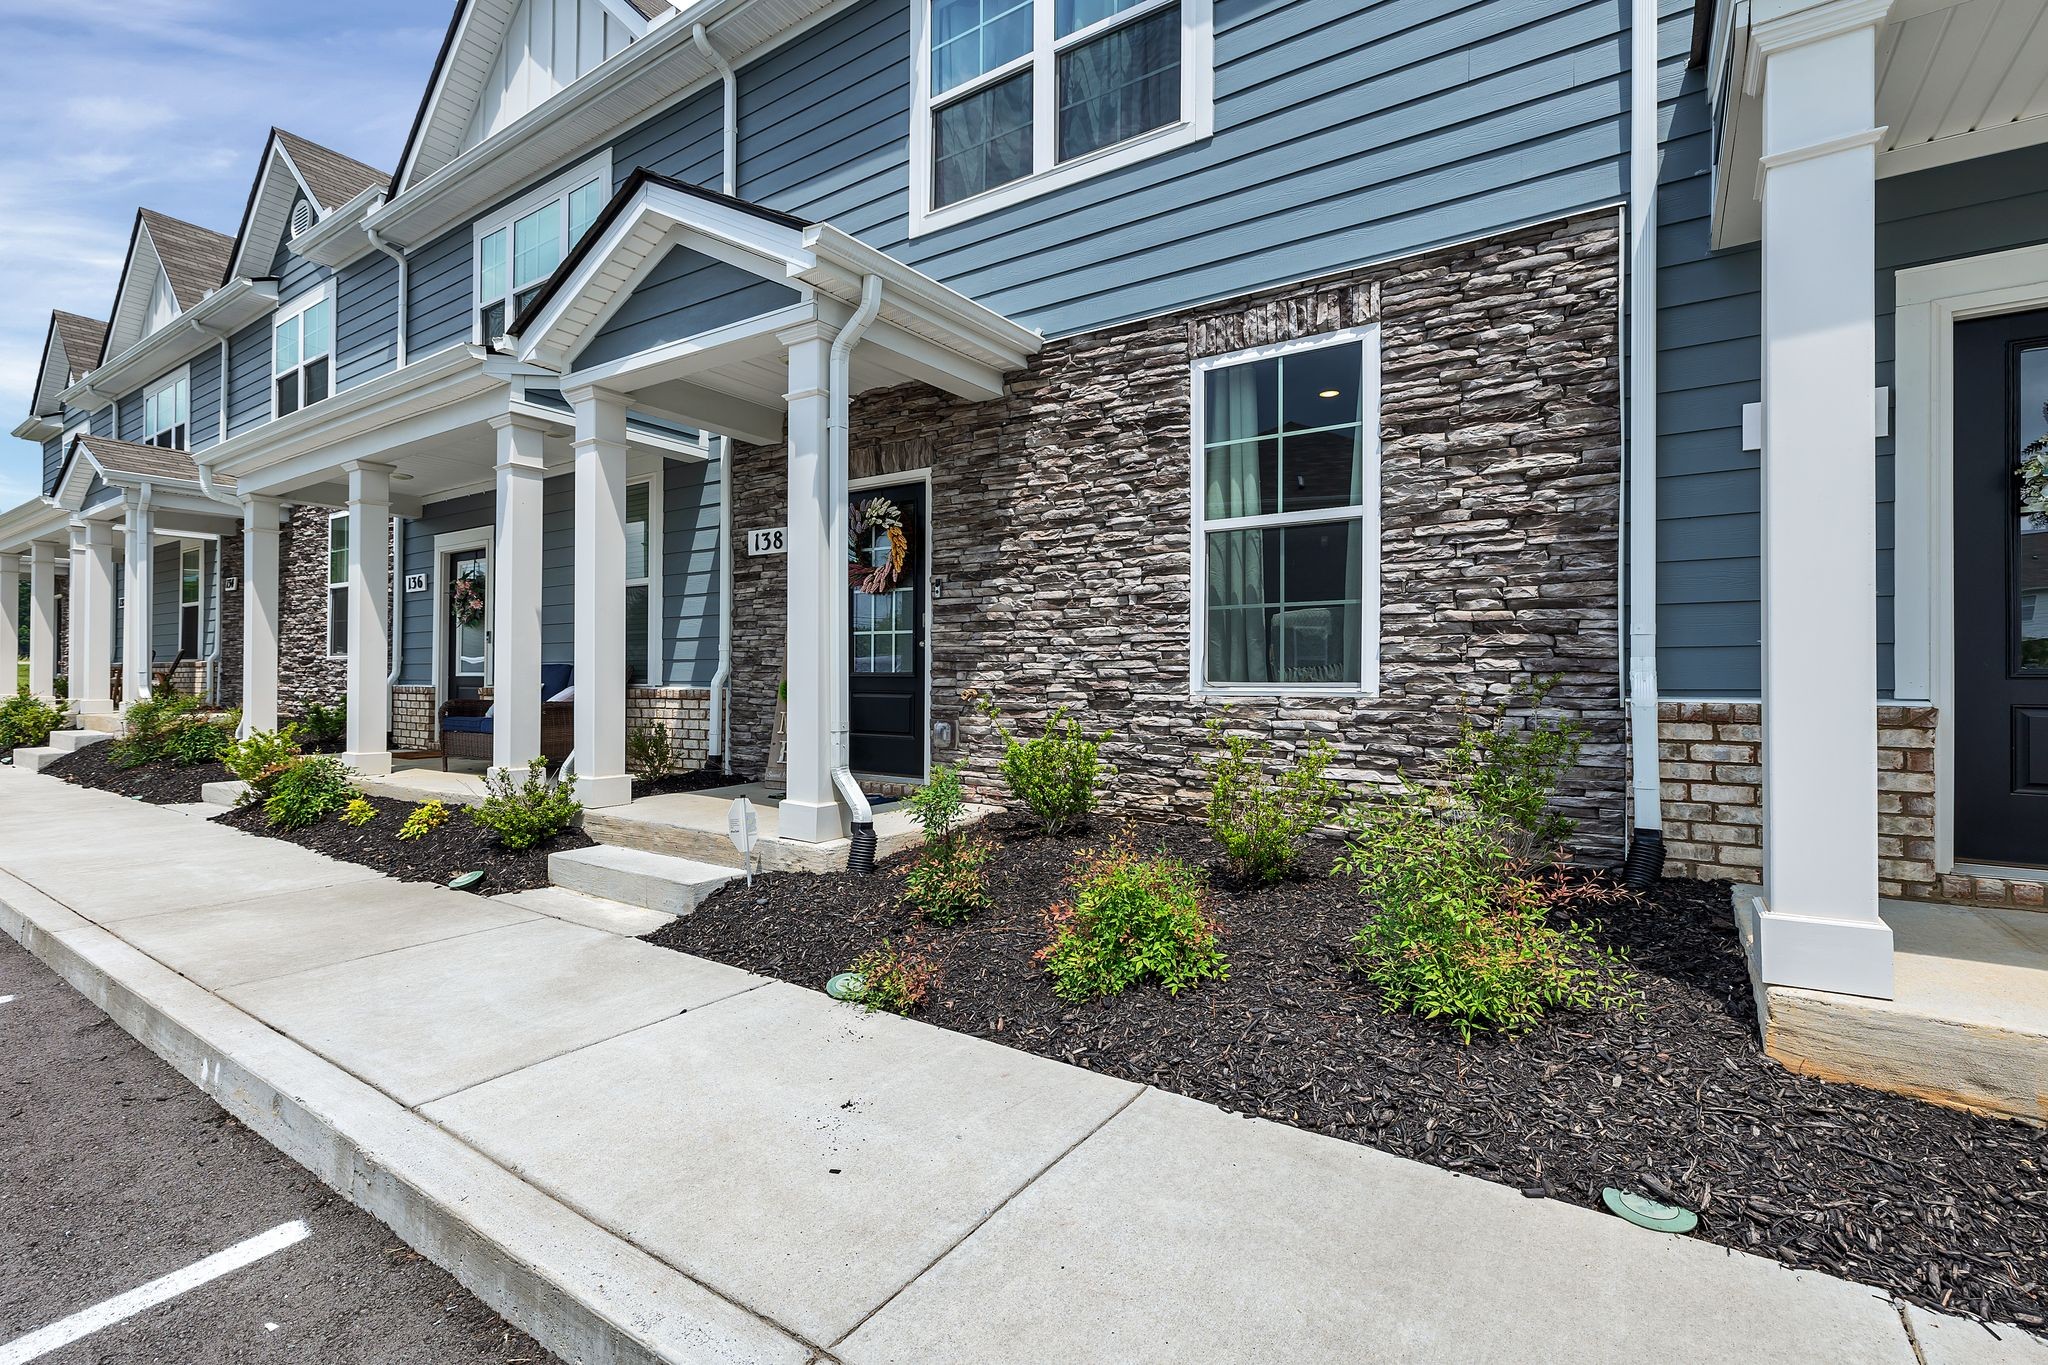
[1954,308,2048,865]
[849,482,927,778]
[445,548,489,703]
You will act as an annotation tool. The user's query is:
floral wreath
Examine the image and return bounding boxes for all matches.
[2021,403,2048,518]
[450,568,487,629]
[849,495,909,594]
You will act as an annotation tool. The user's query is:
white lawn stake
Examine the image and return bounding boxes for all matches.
[727,795,759,886]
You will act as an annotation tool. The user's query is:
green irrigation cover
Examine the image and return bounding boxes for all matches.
[1602,1187,1699,1234]
[448,870,485,892]
[825,972,867,1001]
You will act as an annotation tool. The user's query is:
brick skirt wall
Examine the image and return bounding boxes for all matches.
[627,687,712,773]
[392,685,436,752]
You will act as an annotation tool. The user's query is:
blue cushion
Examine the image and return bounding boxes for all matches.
[540,663,573,701]
[441,715,493,735]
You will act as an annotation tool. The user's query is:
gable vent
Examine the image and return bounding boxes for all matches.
[290,199,316,238]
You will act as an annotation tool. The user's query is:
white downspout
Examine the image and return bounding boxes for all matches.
[695,19,739,772]
[1624,0,1664,883]
[829,276,885,828]
[186,318,240,703]
[365,219,408,369]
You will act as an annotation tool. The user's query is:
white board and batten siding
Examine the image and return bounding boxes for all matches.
[461,0,641,155]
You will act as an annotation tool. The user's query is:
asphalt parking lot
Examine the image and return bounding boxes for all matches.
[0,934,562,1365]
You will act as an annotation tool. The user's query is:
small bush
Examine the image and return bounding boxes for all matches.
[1037,846,1227,1002]
[112,693,204,767]
[398,800,451,842]
[339,797,378,828]
[223,726,303,798]
[296,699,347,750]
[844,940,937,1016]
[903,765,993,926]
[975,697,1110,833]
[626,723,678,783]
[1443,677,1587,852]
[472,762,581,851]
[1203,722,1344,884]
[0,692,70,749]
[264,756,355,831]
[163,712,236,766]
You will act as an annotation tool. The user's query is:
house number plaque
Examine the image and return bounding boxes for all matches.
[747,528,786,556]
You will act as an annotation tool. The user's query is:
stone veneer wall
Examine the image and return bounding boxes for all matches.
[626,686,712,772]
[728,212,1628,856]
[277,504,345,716]
[213,532,243,708]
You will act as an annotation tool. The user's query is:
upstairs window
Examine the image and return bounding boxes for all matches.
[913,0,1210,231]
[274,286,333,418]
[144,370,189,450]
[476,155,610,345]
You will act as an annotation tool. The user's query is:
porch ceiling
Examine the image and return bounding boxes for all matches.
[1710,0,2048,246]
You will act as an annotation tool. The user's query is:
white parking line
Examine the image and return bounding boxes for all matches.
[0,1220,311,1364]
[0,996,15,1005]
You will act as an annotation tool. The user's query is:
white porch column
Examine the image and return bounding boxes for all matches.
[75,522,116,715]
[778,325,843,843]
[567,387,633,807]
[343,464,394,774]
[491,414,549,779]
[122,497,154,705]
[0,558,17,695]
[65,528,85,699]
[1752,0,1893,999]
[27,543,58,701]
[241,495,282,734]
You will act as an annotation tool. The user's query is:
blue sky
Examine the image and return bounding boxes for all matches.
[0,0,449,505]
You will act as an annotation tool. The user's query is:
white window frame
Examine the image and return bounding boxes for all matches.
[624,455,665,688]
[272,283,335,419]
[472,151,612,345]
[908,0,1212,236]
[1188,325,1382,699]
[143,367,191,450]
[326,510,349,660]
[179,540,203,656]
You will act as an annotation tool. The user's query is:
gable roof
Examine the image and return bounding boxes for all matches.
[102,209,234,362]
[395,0,663,193]
[29,312,109,418]
[228,127,393,280]
[54,433,236,510]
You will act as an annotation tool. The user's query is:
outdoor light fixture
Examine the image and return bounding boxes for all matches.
[1319,388,1341,398]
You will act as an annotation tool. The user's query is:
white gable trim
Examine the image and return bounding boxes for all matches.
[105,223,170,360]
[30,322,74,419]
[231,140,322,281]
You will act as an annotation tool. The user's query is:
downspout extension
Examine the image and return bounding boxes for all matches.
[1624,0,1664,889]
[690,24,738,196]
[831,275,885,869]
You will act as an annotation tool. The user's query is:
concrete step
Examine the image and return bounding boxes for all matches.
[491,887,675,938]
[8,747,64,772]
[49,729,112,753]
[547,845,739,918]
[201,779,250,806]
[80,712,125,734]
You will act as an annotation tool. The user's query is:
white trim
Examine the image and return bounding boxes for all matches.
[1893,240,2048,876]
[851,465,933,783]
[471,150,612,346]
[431,526,495,719]
[271,281,336,421]
[908,0,1212,237]
[326,509,350,660]
[627,458,664,687]
[142,365,192,450]
[1187,325,1382,699]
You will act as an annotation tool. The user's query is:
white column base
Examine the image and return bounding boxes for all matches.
[342,751,394,778]
[577,773,634,809]
[74,699,117,716]
[778,797,846,844]
[1755,902,1895,999]
[486,763,544,788]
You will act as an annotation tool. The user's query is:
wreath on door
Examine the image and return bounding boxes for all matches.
[849,496,909,594]
[450,567,487,629]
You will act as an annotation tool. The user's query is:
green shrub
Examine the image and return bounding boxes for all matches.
[1037,846,1227,1002]
[472,762,581,851]
[844,940,937,1015]
[112,693,204,767]
[1203,722,1344,884]
[398,800,452,842]
[162,713,235,766]
[223,726,303,800]
[339,797,378,828]
[0,692,70,749]
[1443,677,1587,852]
[626,722,678,783]
[296,699,347,749]
[903,765,993,926]
[263,756,355,831]
[976,697,1110,833]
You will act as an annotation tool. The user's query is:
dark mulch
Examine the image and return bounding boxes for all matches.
[649,814,2048,1332]
[633,768,752,799]
[42,745,232,805]
[215,794,592,894]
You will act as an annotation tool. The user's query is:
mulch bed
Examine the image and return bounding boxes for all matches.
[41,745,232,805]
[649,814,2048,1333]
[633,768,752,799]
[214,794,592,894]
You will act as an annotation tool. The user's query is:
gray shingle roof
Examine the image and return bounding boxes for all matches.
[51,312,107,384]
[138,210,234,309]
[76,434,235,489]
[274,129,391,210]
[624,0,672,18]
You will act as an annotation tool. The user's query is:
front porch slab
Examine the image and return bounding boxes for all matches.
[1733,888,2048,1122]
[581,783,966,874]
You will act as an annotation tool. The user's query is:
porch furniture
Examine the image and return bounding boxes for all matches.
[438,663,574,769]
[108,650,188,706]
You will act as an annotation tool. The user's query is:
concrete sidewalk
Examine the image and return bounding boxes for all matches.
[1,767,2039,1365]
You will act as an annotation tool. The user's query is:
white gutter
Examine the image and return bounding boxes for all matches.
[690,23,738,197]
[364,224,409,368]
[1625,0,1664,868]
[827,275,884,825]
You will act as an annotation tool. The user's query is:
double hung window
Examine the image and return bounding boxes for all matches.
[476,157,609,343]
[274,287,333,417]
[144,371,189,449]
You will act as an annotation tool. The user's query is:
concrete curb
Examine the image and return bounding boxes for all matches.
[0,869,810,1365]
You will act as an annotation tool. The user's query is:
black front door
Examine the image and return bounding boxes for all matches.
[849,482,926,778]
[446,549,489,703]
[1954,308,2048,865]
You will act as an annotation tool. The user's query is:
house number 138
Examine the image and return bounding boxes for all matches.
[748,528,786,556]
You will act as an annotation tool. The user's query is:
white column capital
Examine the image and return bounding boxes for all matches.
[489,410,555,434]
[79,519,117,549]
[241,493,283,535]
[1749,0,1893,59]
[493,414,550,474]
[345,461,394,504]
[775,318,839,349]
[28,540,60,568]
